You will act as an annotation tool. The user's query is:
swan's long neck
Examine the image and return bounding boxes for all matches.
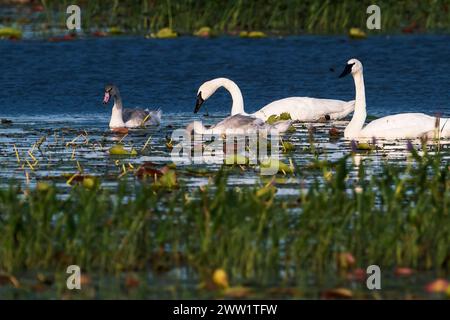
[214,78,245,115]
[109,92,125,128]
[345,71,367,138]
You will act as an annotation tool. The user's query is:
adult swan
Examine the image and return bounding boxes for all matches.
[339,58,450,139]
[194,78,355,121]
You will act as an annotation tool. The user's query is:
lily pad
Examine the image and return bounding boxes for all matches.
[150,28,177,39]
[0,27,22,39]
[349,27,366,39]
[109,144,138,156]
[194,27,213,37]
[260,159,294,174]
[356,142,375,151]
[224,154,249,165]
[266,112,292,124]
[240,31,267,38]
[281,141,295,153]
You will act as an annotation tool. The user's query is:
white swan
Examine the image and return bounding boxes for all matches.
[339,59,450,139]
[103,84,162,128]
[186,114,292,135]
[194,77,355,121]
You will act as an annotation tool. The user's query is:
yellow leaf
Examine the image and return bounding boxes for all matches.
[212,269,229,289]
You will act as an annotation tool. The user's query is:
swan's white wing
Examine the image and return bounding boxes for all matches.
[254,97,355,121]
[360,113,441,138]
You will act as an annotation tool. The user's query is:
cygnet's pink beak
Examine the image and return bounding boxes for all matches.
[103,92,110,104]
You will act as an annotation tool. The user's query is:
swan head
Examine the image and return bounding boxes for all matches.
[195,81,215,113]
[195,79,225,113]
[339,58,363,78]
[103,84,119,104]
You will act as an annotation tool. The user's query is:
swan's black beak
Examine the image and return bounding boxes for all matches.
[194,92,204,113]
[339,63,354,78]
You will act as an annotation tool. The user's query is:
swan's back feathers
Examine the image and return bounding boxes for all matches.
[359,113,450,139]
[122,107,161,127]
[122,108,148,123]
[212,114,264,130]
[255,97,354,121]
[210,114,291,134]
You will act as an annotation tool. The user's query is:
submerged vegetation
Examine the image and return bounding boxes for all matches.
[0,146,448,298]
[2,0,450,36]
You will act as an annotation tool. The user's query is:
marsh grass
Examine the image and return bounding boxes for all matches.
[0,148,448,292]
[27,0,450,35]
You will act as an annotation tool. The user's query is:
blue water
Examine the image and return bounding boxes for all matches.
[1,35,450,123]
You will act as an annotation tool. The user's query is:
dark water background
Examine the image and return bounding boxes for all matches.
[1,35,450,122]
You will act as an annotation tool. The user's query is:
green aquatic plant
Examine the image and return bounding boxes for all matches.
[0,151,448,298]
[30,0,450,35]
[266,112,292,125]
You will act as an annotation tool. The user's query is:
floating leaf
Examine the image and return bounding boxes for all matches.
[329,127,340,137]
[281,141,295,153]
[260,159,294,174]
[109,144,137,156]
[278,112,292,121]
[287,125,296,133]
[349,27,366,39]
[135,162,164,178]
[425,279,449,293]
[0,27,22,39]
[224,154,249,165]
[194,26,213,37]
[356,142,375,151]
[108,27,123,35]
[266,113,292,124]
[36,181,51,192]
[321,288,353,299]
[82,177,96,189]
[266,115,278,125]
[212,269,229,289]
[150,27,177,39]
[240,31,266,38]
[394,267,414,276]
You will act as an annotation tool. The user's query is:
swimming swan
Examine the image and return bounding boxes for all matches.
[339,59,450,139]
[194,78,355,121]
[186,114,292,136]
[103,84,161,128]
